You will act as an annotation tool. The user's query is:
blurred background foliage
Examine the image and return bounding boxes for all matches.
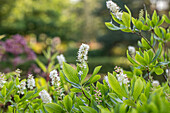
[0,0,169,74]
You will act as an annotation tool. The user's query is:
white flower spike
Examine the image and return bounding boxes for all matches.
[17,81,26,94]
[39,90,52,103]
[57,54,66,68]
[27,74,35,89]
[0,73,6,88]
[77,43,89,68]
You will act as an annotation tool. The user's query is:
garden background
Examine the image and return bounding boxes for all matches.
[0,0,169,78]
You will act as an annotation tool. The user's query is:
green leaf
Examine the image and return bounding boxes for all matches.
[154,27,162,38]
[138,48,144,57]
[101,108,111,113]
[144,51,150,64]
[21,91,34,101]
[108,93,123,103]
[51,52,58,61]
[35,58,47,72]
[144,81,151,98]
[63,62,79,84]
[154,67,164,75]
[28,105,34,113]
[120,28,132,32]
[111,13,123,25]
[96,82,108,95]
[123,99,136,107]
[132,17,137,26]
[1,85,6,97]
[138,40,143,48]
[146,18,151,27]
[157,17,164,26]
[63,95,73,112]
[123,70,133,78]
[97,105,105,110]
[147,50,154,63]
[160,27,166,38]
[122,12,131,28]
[125,5,131,17]
[119,103,127,113]
[105,22,121,30]
[133,68,143,76]
[148,102,159,113]
[155,61,170,67]
[135,53,146,66]
[136,20,143,30]
[127,50,139,66]
[90,75,101,84]
[14,95,20,103]
[165,33,170,40]
[32,103,39,110]
[133,78,143,101]
[108,72,127,97]
[150,34,154,45]
[150,21,154,27]
[81,62,89,83]
[163,15,170,24]
[70,88,81,92]
[16,77,19,85]
[63,71,81,89]
[150,45,162,63]
[44,103,64,113]
[6,81,14,97]
[141,38,151,49]
[152,10,158,26]
[85,66,101,84]
[140,93,147,103]
[80,106,97,113]
[47,61,55,72]
[142,25,150,31]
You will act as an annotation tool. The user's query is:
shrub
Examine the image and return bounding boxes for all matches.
[0,0,170,112]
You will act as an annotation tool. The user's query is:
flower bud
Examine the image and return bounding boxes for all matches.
[128,46,136,55]
[152,80,159,87]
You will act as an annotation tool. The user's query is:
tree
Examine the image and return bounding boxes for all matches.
[0,0,72,40]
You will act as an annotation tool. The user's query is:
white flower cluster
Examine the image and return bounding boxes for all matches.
[17,81,26,94]
[152,80,159,87]
[77,43,90,68]
[0,73,6,88]
[27,74,35,89]
[106,0,123,20]
[116,72,130,85]
[114,66,130,86]
[49,70,64,99]
[57,54,66,68]
[39,90,52,103]
[49,70,60,87]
